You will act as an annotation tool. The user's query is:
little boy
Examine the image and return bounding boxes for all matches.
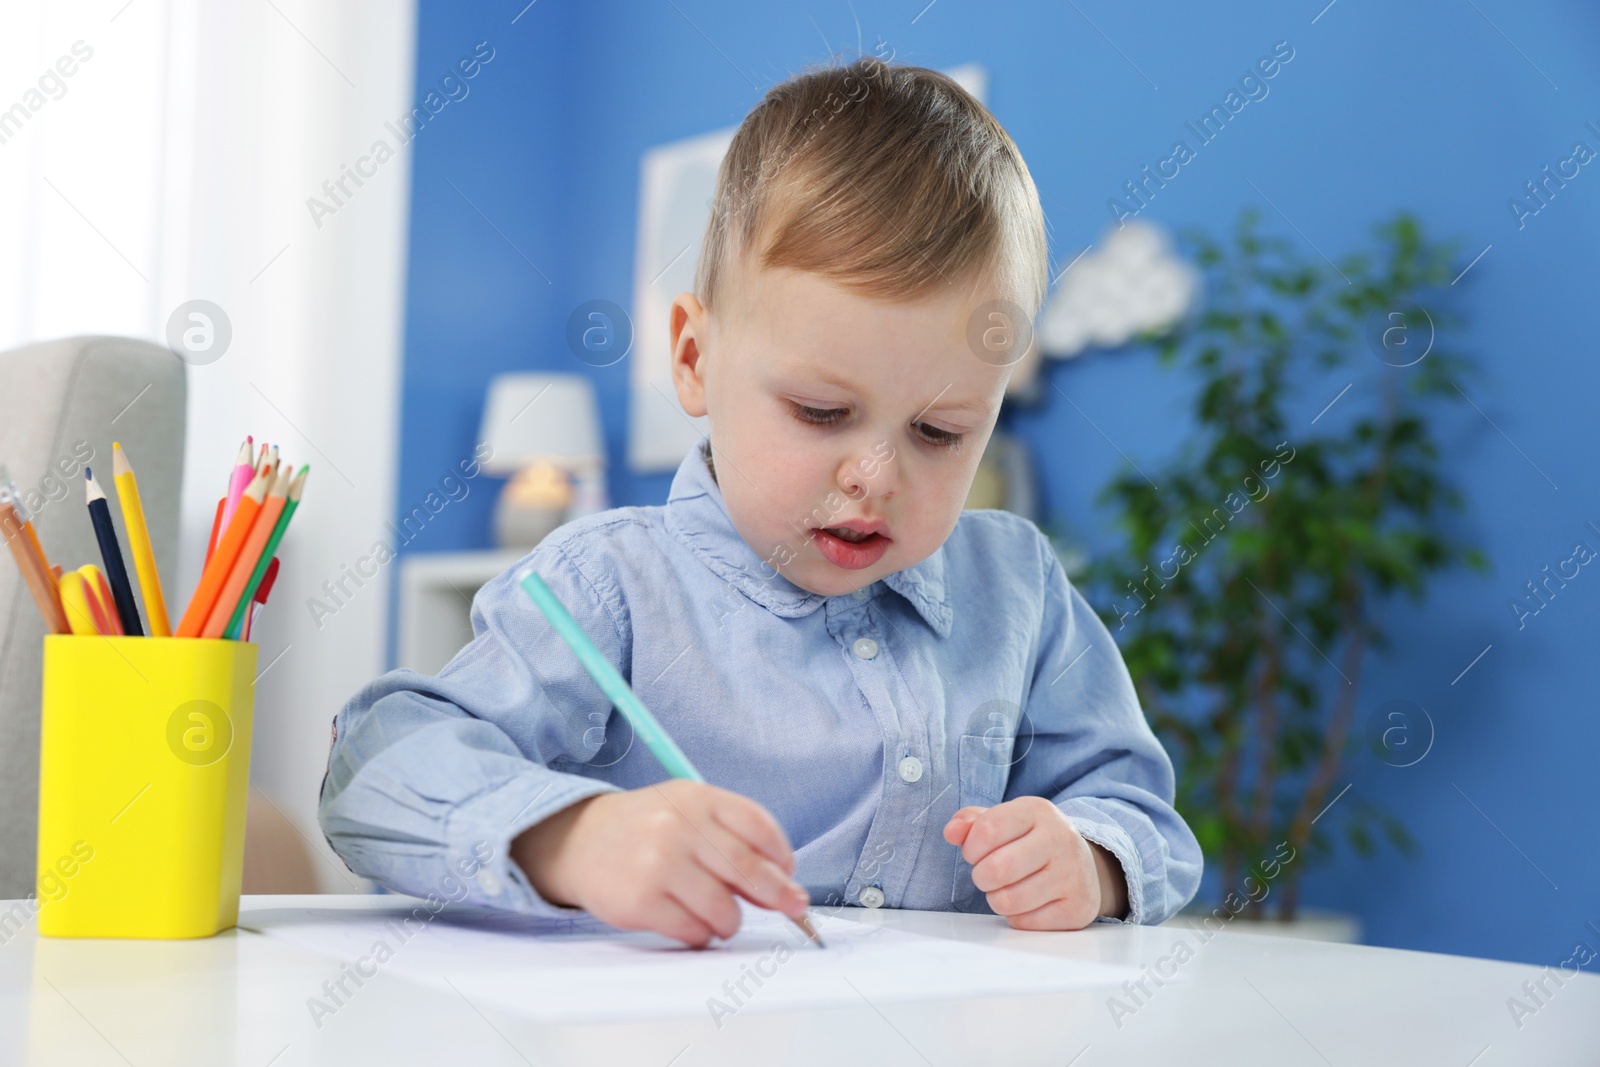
[319,57,1201,947]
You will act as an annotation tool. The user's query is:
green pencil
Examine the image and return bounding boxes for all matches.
[517,568,823,947]
[223,465,308,639]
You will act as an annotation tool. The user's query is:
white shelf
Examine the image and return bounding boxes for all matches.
[397,549,530,675]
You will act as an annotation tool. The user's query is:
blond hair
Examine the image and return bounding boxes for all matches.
[694,56,1049,319]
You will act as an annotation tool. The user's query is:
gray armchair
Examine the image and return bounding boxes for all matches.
[0,336,186,900]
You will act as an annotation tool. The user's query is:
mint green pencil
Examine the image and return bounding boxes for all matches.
[517,568,823,947]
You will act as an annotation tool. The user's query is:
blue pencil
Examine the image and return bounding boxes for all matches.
[517,567,822,947]
[85,468,142,637]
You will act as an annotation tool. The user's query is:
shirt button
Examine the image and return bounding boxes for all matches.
[476,865,503,896]
[851,587,870,601]
[852,637,879,660]
[858,885,885,908]
[897,756,923,783]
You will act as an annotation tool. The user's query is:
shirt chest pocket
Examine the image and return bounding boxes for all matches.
[950,733,1014,911]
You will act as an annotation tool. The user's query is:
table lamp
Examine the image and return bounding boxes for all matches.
[477,373,607,549]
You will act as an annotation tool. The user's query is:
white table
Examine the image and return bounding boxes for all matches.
[2,894,1595,1065]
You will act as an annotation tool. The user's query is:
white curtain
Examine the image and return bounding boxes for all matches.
[0,0,417,890]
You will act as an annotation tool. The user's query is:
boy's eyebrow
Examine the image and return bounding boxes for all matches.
[795,369,865,395]
[914,381,991,418]
[925,394,992,416]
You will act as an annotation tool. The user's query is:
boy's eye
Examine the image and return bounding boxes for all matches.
[915,422,964,449]
[789,402,847,425]
[788,402,965,450]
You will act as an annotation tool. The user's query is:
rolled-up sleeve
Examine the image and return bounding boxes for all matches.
[1005,536,1203,926]
[317,540,628,917]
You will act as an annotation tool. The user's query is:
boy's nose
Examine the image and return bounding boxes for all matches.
[837,441,896,501]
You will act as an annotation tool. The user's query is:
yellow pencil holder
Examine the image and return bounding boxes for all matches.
[36,635,257,939]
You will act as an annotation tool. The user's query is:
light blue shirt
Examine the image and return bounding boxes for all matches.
[319,441,1202,925]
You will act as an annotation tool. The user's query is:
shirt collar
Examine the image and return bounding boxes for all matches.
[664,441,952,638]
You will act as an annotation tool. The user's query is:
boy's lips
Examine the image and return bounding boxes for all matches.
[810,518,891,570]
[814,518,889,540]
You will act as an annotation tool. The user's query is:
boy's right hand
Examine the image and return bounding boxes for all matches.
[510,779,810,948]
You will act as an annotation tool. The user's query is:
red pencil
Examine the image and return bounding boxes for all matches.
[242,555,280,641]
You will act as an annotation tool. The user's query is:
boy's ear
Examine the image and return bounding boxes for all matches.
[668,291,710,418]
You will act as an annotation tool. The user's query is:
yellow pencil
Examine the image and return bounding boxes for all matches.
[111,442,170,636]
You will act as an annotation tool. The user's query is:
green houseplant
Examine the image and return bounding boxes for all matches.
[1084,206,1488,920]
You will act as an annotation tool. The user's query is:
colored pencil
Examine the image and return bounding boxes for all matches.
[517,568,824,948]
[240,555,281,641]
[57,570,102,636]
[111,443,170,637]
[224,467,306,639]
[0,501,69,633]
[0,466,46,567]
[0,466,66,626]
[19,521,52,598]
[202,463,290,637]
[204,496,226,567]
[219,437,254,535]
[2,435,309,641]
[23,524,49,582]
[85,468,143,636]
[81,564,121,636]
[175,459,271,637]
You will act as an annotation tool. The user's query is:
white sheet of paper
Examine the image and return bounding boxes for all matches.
[240,899,1149,1023]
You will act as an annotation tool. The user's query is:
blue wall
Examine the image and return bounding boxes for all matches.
[395,0,1600,968]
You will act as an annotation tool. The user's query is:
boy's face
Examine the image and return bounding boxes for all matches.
[670,259,1020,598]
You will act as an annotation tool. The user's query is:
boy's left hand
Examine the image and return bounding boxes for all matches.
[943,797,1129,930]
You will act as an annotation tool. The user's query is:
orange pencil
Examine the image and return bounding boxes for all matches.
[0,466,59,600]
[24,524,50,580]
[30,524,68,627]
[204,496,226,566]
[27,527,68,627]
[176,460,271,637]
[201,463,290,637]
[0,502,69,633]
